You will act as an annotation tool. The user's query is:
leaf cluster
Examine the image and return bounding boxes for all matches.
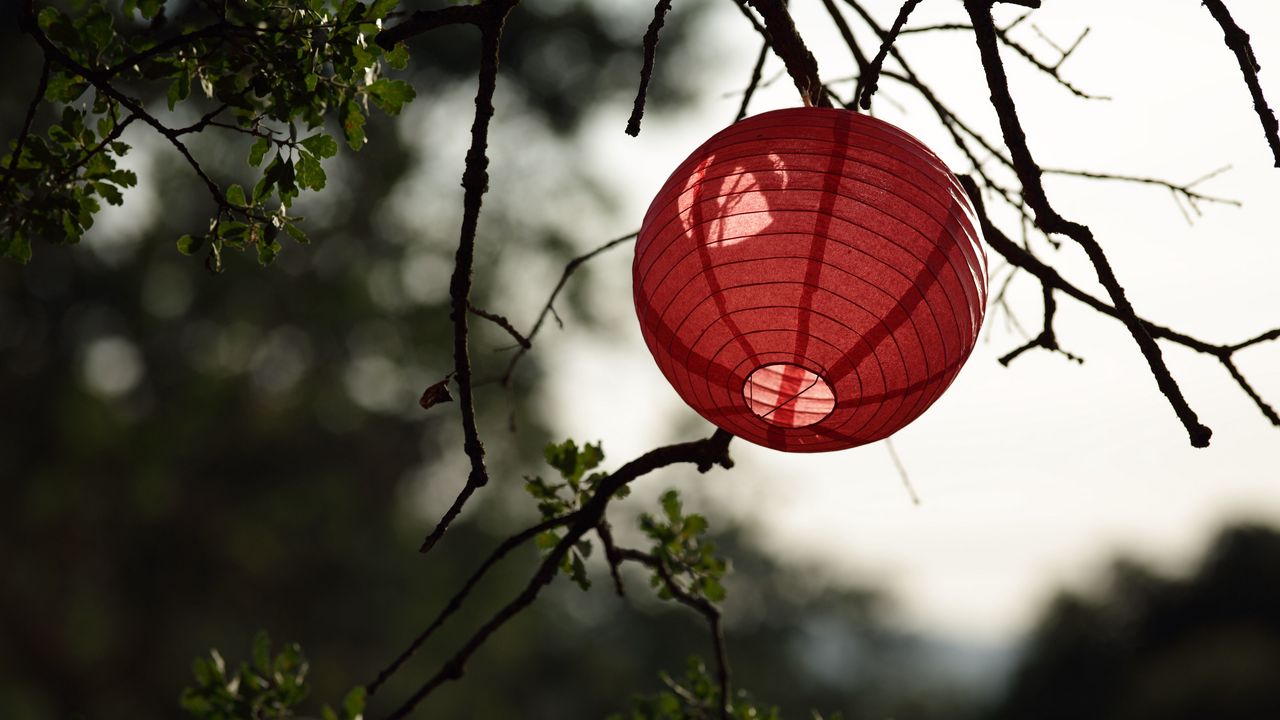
[640,490,728,604]
[610,656,796,720]
[180,631,365,720]
[524,438,617,590]
[3,0,418,268]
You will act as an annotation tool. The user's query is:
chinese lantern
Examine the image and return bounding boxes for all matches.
[633,107,987,452]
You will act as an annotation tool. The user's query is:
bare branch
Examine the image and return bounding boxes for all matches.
[501,231,637,385]
[366,512,578,698]
[963,0,1213,447]
[1201,0,1280,167]
[417,0,522,554]
[467,301,530,349]
[743,0,830,107]
[858,0,925,110]
[736,41,769,122]
[626,0,675,137]
[960,175,1280,428]
[382,429,735,719]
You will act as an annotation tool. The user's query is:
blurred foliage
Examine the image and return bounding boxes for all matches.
[181,631,366,720]
[989,524,1280,720]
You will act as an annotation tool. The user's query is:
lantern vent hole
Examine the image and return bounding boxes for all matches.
[744,363,836,429]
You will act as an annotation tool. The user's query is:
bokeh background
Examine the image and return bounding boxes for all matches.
[2,0,1279,718]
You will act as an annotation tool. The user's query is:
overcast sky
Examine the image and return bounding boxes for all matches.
[533,0,1280,645]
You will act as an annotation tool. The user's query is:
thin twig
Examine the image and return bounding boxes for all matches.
[616,548,731,720]
[382,429,735,719]
[964,0,1212,447]
[858,0,924,110]
[0,57,50,201]
[1201,0,1280,167]
[365,512,577,698]
[501,231,637,385]
[419,0,521,554]
[626,0,674,137]
[736,41,769,122]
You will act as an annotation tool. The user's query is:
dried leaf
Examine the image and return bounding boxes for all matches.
[419,378,453,410]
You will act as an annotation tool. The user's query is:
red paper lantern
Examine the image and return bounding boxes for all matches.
[633,107,987,452]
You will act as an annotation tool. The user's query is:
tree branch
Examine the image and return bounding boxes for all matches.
[964,0,1213,447]
[743,0,830,107]
[501,231,637,385]
[0,57,49,202]
[381,429,735,719]
[616,547,731,720]
[960,175,1280,427]
[626,0,674,137]
[1201,0,1280,167]
[858,0,924,110]
[420,0,521,554]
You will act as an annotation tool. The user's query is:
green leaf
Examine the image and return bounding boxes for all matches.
[661,490,681,523]
[343,686,367,718]
[167,70,190,112]
[176,234,204,255]
[248,137,270,167]
[257,237,282,265]
[300,133,338,159]
[225,184,247,207]
[535,531,559,550]
[93,181,124,206]
[385,42,410,70]
[251,631,271,673]
[5,232,31,264]
[367,78,415,115]
[137,0,164,20]
[294,152,325,190]
[341,100,366,151]
[368,0,398,20]
[284,222,309,245]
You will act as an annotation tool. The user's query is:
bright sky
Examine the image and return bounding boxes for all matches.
[537,0,1280,646]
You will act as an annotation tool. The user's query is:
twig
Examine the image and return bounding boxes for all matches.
[365,512,577,698]
[960,175,1280,428]
[883,438,920,506]
[964,0,1212,448]
[467,301,530,348]
[736,41,769,122]
[501,231,637,385]
[626,0,674,137]
[743,0,830,107]
[616,547,731,720]
[418,0,521,554]
[0,57,49,201]
[858,0,925,110]
[1043,166,1240,208]
[818,0,871,102]
[382,429,735,719]
[1201,0,1280,167]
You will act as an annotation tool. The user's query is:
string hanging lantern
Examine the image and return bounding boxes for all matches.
[633,108,988,452]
